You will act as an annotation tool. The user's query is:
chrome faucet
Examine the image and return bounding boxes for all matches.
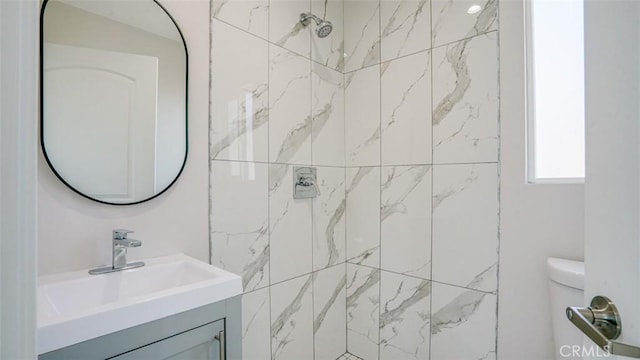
[89,229,145,275]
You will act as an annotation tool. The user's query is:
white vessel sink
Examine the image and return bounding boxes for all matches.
[37,254,242,355]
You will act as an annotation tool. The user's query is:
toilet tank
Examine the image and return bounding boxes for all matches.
[547,257,585,360]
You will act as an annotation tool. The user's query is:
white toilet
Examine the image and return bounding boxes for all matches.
[547,257,585,360]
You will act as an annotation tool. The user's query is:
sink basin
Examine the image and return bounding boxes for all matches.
[37,254,242,355]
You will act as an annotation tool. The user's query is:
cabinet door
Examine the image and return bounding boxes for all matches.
[109,319,225,360]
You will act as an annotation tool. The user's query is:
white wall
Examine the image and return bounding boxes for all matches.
[38,0,209,275]
[0,0,39,358]
[498,2,585,359]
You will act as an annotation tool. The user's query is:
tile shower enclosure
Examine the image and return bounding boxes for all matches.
[209,0,499,359]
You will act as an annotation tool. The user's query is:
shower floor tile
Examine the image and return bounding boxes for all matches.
[337,352,365,360]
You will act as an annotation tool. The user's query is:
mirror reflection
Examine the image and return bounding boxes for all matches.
[41,0,187,205]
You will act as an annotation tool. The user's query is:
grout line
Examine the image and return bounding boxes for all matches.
[429,1,434,358]
[344,161,499,168]
[342,0,348,348]
[345,260,498,296]
[309,3,317,359]
[377,0,382,359]
[267,1,273,359]
[211,158,347,168]
[494,0,503,357]
[211,16,342,73]
[210,158,498,167]
[309,0,316,353]
[432,29,500,52]
[308,0,316,356]
[265,262,348,289]
[207,0,214,267]
[341,30,500,76]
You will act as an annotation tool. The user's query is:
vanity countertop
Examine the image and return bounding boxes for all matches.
[37,253,242,354]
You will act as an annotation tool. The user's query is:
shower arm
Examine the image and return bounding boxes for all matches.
[300,13,322,26]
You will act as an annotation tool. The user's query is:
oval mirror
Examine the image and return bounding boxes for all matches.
[40,0,188,205]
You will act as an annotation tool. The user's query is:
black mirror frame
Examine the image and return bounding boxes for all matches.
[39,0,189,206]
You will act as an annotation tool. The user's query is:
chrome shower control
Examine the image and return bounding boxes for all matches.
[293,166,319,199]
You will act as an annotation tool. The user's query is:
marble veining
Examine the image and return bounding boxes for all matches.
[432,37,470,128]
[430,282,497,360]
[346,167,381,267]
[381,166,430,222]
[348,246,379,266]
[381,58,429,131]
[469,0,498,38]
[380,60,428,133]
[269,164,313,284]
[380,0,430,63]
[311,103,334,143]
[380,272,431,360]
[431,290,486,334]
[381,50,432,165]
[276,22,307,51]
[345,66,381,166]
[209,0,501,357]
[314,274,347,333]
[270,0,311,58]
[432,166,479,209]
[211,0,228,15]
[344,0,381,72]
[269,164,289,194]
[212,0,269,39]
[210,19,269,162]
[211,225,270,291]
[347,167,374,193]
[380,166,432,279]
[313,167,346,270]
[347,268,380,308]
[311,64,345,167]
[316,201,345,268]
[243,290,269,339]
[467,263,498,291]
[209,84,269,160]
[311,0,345,71]
[348,126,381,167]
[347,264,381,360]
[269,47,312,165]
[241,289,271,360]
[432,28,498,164]
[272,114,313,164]
[432,0,497,47]
[320,198,345,266]
[432,163,498,292]
[314,265,347,360]
[271,275,314,360]
[210,161,270,291]
[239,228,270,289]
[380,279,430,327]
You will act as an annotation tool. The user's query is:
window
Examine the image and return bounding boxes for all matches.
[526,0,585,182]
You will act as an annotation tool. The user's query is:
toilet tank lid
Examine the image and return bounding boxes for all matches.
[547,257,584,290]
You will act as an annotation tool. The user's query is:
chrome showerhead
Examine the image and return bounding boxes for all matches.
[316,20,333,38]
[300,13,333,38]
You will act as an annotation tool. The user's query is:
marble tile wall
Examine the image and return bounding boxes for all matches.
[210,0,499,359]
[210,1,347,359]
[343,0,499,359]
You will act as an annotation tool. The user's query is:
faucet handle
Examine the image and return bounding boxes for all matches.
[113,229,134,240]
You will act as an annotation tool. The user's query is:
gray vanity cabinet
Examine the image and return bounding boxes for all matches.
[111,319,224,360]
[39,297,241,360]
